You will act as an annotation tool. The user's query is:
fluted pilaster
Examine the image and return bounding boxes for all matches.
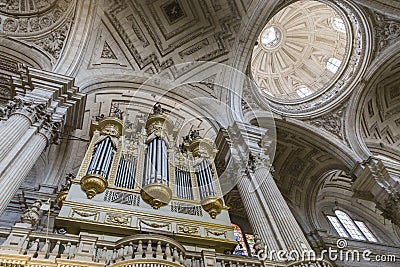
[0,99,46,161]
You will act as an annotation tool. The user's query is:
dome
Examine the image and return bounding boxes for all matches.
[251,0,349,100]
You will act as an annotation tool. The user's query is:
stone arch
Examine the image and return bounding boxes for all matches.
[0,38,52,70]
[347,42,400,162]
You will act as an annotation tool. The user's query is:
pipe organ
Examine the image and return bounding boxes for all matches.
[143,137,169,186]
[56,104,235,250]
[195,159,217,199]
[86,137,116,178]
[175,165,193,200]
[115,153,136,189]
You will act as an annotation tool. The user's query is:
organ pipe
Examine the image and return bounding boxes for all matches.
[86,137,116,179]
[175,166,193,199]
[115,154,136,189]
[195,159,216,199]
[144,137,169,186]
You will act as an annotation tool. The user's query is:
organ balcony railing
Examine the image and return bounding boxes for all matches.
[0,228,334,267]
[71,104,226,219]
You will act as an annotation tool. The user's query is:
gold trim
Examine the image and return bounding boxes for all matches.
[55,190,68,208]
[80,174,108,199]
[178,225,199,235]
[145,113,174,137]
[106,214,130,225]
[70,209,99,221]
[108,139,123,185]
[140,219,170,229]
[56,216,236,246]
[207,229,227,237]
[78,134,99,180]
[140,183,172,209]
[60,200,233,230]
[184,137,218,159]
[201,196,223,219]
[90,116,124,138]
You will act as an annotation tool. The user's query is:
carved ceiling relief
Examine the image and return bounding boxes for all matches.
[103,0,244,75]
[0,0,76,63]
[374,12,400,52]
[100,42,117,60]
[361,66,400,151]
[252,0,369,116]
[251,0,347,100]
[303,102,349,145]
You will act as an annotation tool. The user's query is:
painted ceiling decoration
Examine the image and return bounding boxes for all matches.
[251,0,348,100]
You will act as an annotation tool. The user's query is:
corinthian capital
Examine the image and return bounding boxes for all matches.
[39,117,62,145]
[248,152,271,172]
[1,96,47,123]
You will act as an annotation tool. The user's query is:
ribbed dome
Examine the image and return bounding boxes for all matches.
[251,0,348,100]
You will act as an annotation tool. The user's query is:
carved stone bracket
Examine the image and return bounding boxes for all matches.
[378,193,400,226]
[39,118,62,145]
[0,97,46,122]
[248,152,271,173]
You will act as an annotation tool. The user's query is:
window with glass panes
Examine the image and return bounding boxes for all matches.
[327,210,378,242]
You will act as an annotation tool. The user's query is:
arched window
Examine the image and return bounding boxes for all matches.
[332,18,346,33]
[327,210,377,242]
[326,57,342,73]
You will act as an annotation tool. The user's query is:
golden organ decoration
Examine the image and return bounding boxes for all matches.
[70,104,226,219]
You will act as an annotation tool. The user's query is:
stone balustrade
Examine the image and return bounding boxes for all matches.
[0,230,333,267]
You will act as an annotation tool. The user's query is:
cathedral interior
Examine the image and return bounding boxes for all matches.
[0,0,399,267]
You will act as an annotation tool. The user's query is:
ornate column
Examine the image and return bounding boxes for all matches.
[0,120,60,215]
[0,99,46,161]
[249,157,311,253]
[0,66,86,216]
[226,122,311,256]
[236,170,281,252]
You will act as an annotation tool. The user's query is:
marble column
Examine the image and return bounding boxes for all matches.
[252,159,311,253]
[236,171,281,252]
[0,122,58,215]
[0,100,45,162]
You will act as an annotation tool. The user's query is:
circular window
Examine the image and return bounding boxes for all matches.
[261,26,282,49]
[251,0,349,100]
